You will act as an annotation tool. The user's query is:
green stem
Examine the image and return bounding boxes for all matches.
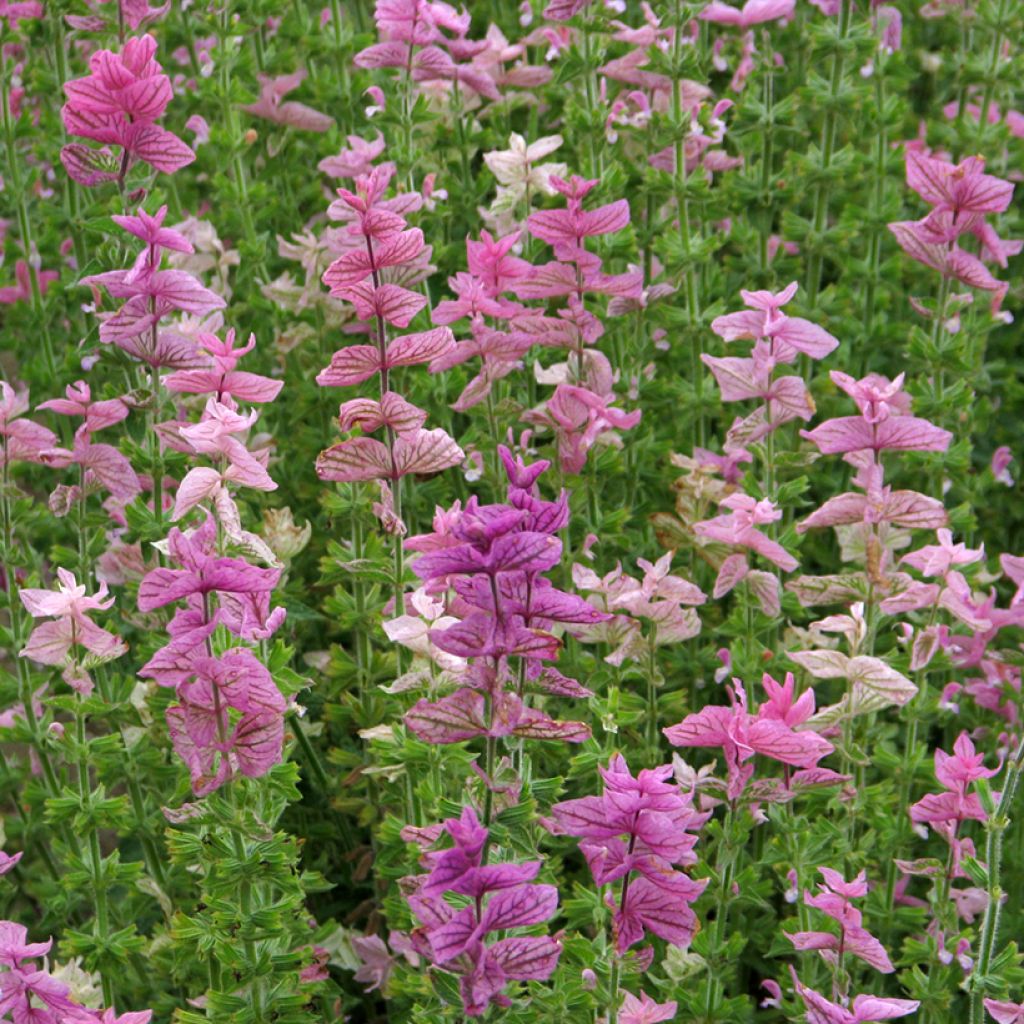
[805,0,854,308]
[1,59,55,378]
[969,741,1024,1024]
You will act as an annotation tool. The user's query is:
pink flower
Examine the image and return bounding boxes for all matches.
[37,380,129,436]
[909,732,996,870]
[664,680,834,798]
[801,372,951,456]
[318,132,386,178]
[786,868,895,973]
[790,968,919,1023]
[549,754,708,953]
[619,991,678,1024]
[985,999,1024,1024]
[0,382,57,466]
[540,383,642,475]
[699,0,795,27]
[694,493,798,572]
[350,935,394,992]
[39,430,143,504]
[166,648,285,795]
[905,151,1013,222]
[797,462,947,533]
[19,568,127,678]
[164,329,282,403]
[0,921,104,1023]
[80,212,225,349]
[138,516,281,616]
[0,1,44,27]
[992,446,1014,486]
[710,281,838,362]
[0,850,22,875]
[61,34,195,185]
[527,175,630,261]
[901,529,984,577]
[0,260,58,305]
[112,204,193,254]
[242,69,334,132]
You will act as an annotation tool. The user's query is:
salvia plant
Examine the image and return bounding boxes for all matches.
[4,1,1024,1023]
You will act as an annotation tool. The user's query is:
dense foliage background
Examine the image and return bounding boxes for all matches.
[2,0,1024,1022]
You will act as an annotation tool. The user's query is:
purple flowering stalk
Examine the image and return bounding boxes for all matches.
[549,754,707,1024]
[403,445,603,817]
[402,805,562,1017]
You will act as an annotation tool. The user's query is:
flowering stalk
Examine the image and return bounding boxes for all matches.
[968,740,1024,1024]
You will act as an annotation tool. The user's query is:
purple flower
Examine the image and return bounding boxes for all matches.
[405,807,561,1017]
[549,755,708,953]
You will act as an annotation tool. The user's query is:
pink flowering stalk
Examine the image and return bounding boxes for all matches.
[428,229,535,422]
[571,550,706,665]
[316,161,463,611]
[355,0,502,175]
[694,492,798,617]
[403,806,561,1017]
[909,733,997,900]
[37,380,141,512]
[787,867,896,990]
[509,173,642,475]
[708,281,838,447]
[889,150,1018,317]
[80,205,225,366]
[570,549,705,750]
[137,514,286,794]
[60,34,195,188]
[549,754,707,1022]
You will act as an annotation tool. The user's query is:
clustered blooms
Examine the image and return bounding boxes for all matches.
[889,151,1018,316]
[60,34,195,187]
[549,755,707,953]
[403,806,561,1017]
[5,0,1024,1021]
[137,516,287,794]
[404,446,606,745]
[315,162,464,493]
